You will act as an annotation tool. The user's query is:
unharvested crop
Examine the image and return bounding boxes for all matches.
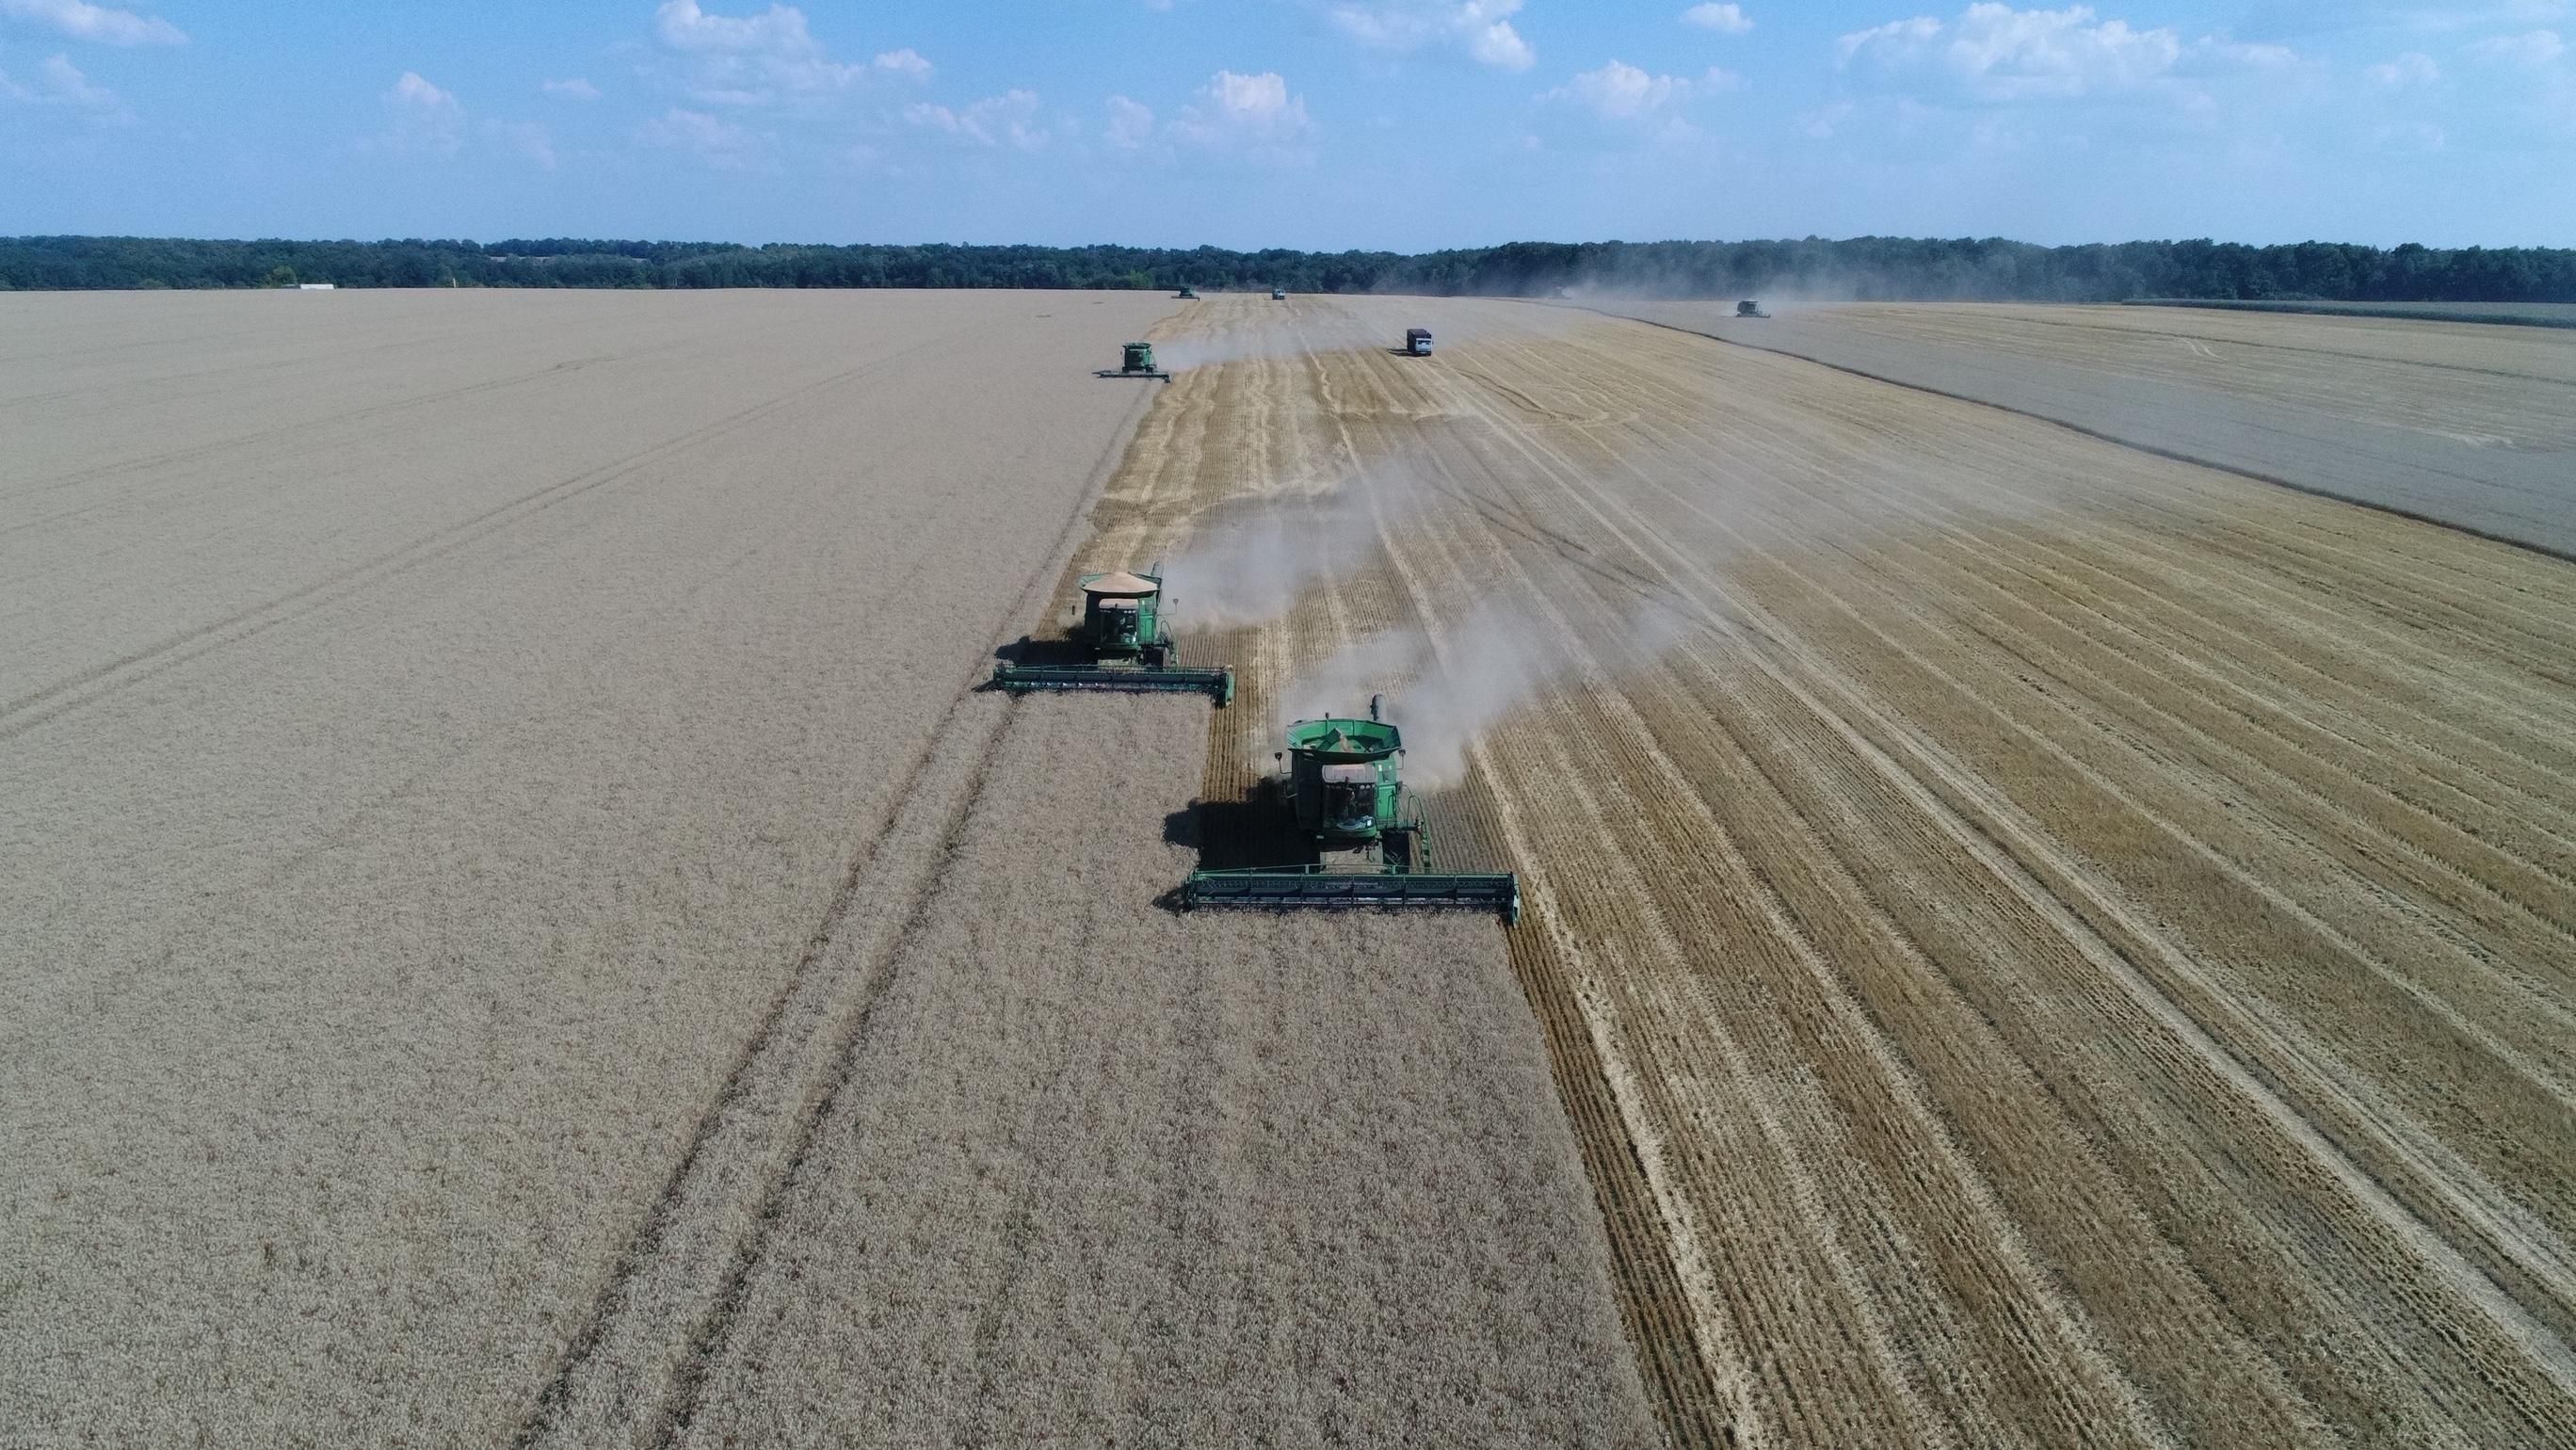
[0,289,1172,1445]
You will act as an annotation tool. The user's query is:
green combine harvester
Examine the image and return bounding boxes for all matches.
[1097,342,1172,381]
[1183,696,1521,923]
[991,567,1233,704]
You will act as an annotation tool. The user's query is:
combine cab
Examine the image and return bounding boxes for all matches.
[1735,299,1771,318]
[1097,342,1172,381]
[1182,696,1520,922]
[991,568,1233,704]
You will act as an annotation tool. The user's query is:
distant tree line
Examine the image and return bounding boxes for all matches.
[3,233,2571,303]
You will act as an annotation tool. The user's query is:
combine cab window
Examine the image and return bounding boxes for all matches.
[1322,780,1377,832]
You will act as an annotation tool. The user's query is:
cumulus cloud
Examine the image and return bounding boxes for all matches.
[0,0,182,45]
[1835,5,2294,102]
[2366,51,2441,85]
[654,0,817,55]
[905,88,1046,149]
[1841,5,2181,97]
[1550,58,1733,119]
[380,71,465,154]
[484,118,556,168]
[872,46,931,79]
[1682,3,1753,33]
[0,50,124,114]
[639,105,765,167]
[651,0,919,105]
[542,76,603,100]
[1104,93,1155,147]
[2468,27,2566,64]
[1172,69,1315,151]
[1328,0,1535,72]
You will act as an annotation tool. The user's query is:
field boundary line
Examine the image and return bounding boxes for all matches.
[1547,300,2576,568]
[511,377,1161,1450]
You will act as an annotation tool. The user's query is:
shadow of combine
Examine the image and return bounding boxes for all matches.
[1155,787,1318,914]
[1164,790,1314,872]
[990,635,1092,669]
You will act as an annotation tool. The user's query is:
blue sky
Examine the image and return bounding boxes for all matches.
[2,0,2569,248]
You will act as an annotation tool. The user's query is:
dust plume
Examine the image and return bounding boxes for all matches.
[1280,589,1691,792]
[1158,454,1433,629]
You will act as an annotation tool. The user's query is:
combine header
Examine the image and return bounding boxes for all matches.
[1097,342,1172,381]
[1182,696,1521,922]
[991,567,1233,704]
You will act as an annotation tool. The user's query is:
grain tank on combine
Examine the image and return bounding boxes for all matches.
[991,567,1233,704]
[1182,695,1520,921]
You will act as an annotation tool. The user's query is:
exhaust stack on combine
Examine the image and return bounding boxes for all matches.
[1097,342,1173,380]
[991,567,1233,704]
[1182,695,1521,922]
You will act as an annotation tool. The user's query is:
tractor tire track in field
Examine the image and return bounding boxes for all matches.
[1105,295,2576,1447]
[512,384,1159,1450]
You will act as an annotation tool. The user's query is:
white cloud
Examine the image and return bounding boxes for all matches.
[872,47,931,79]
[0,0,183,45]
[1549,58,1731,119]
[1,50,124,114]
[381,71,464,154]
[1838,15,1940,63]
[1836,6,2290,100]
[1172,69,1316,153]
[1682,3,1753,33]
[2366,51,2441,85]
[638,105,764,167]
[905,88,1046,149]
[654,0,819,55]
[1328,0,1535,72]
[485,119,556,168]
[542,76,603,101]
[651,0,918,104]
[2468,27,2565,64]
[1798,98,1856,136]
[1104,93,1155,147]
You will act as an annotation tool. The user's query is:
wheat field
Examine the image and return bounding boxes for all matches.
[8,285,2575,1447]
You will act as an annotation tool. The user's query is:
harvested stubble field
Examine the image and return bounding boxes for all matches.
[1589,298,2576,556]
[1105,292,2576,1447]
[0,288,1650,1446]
